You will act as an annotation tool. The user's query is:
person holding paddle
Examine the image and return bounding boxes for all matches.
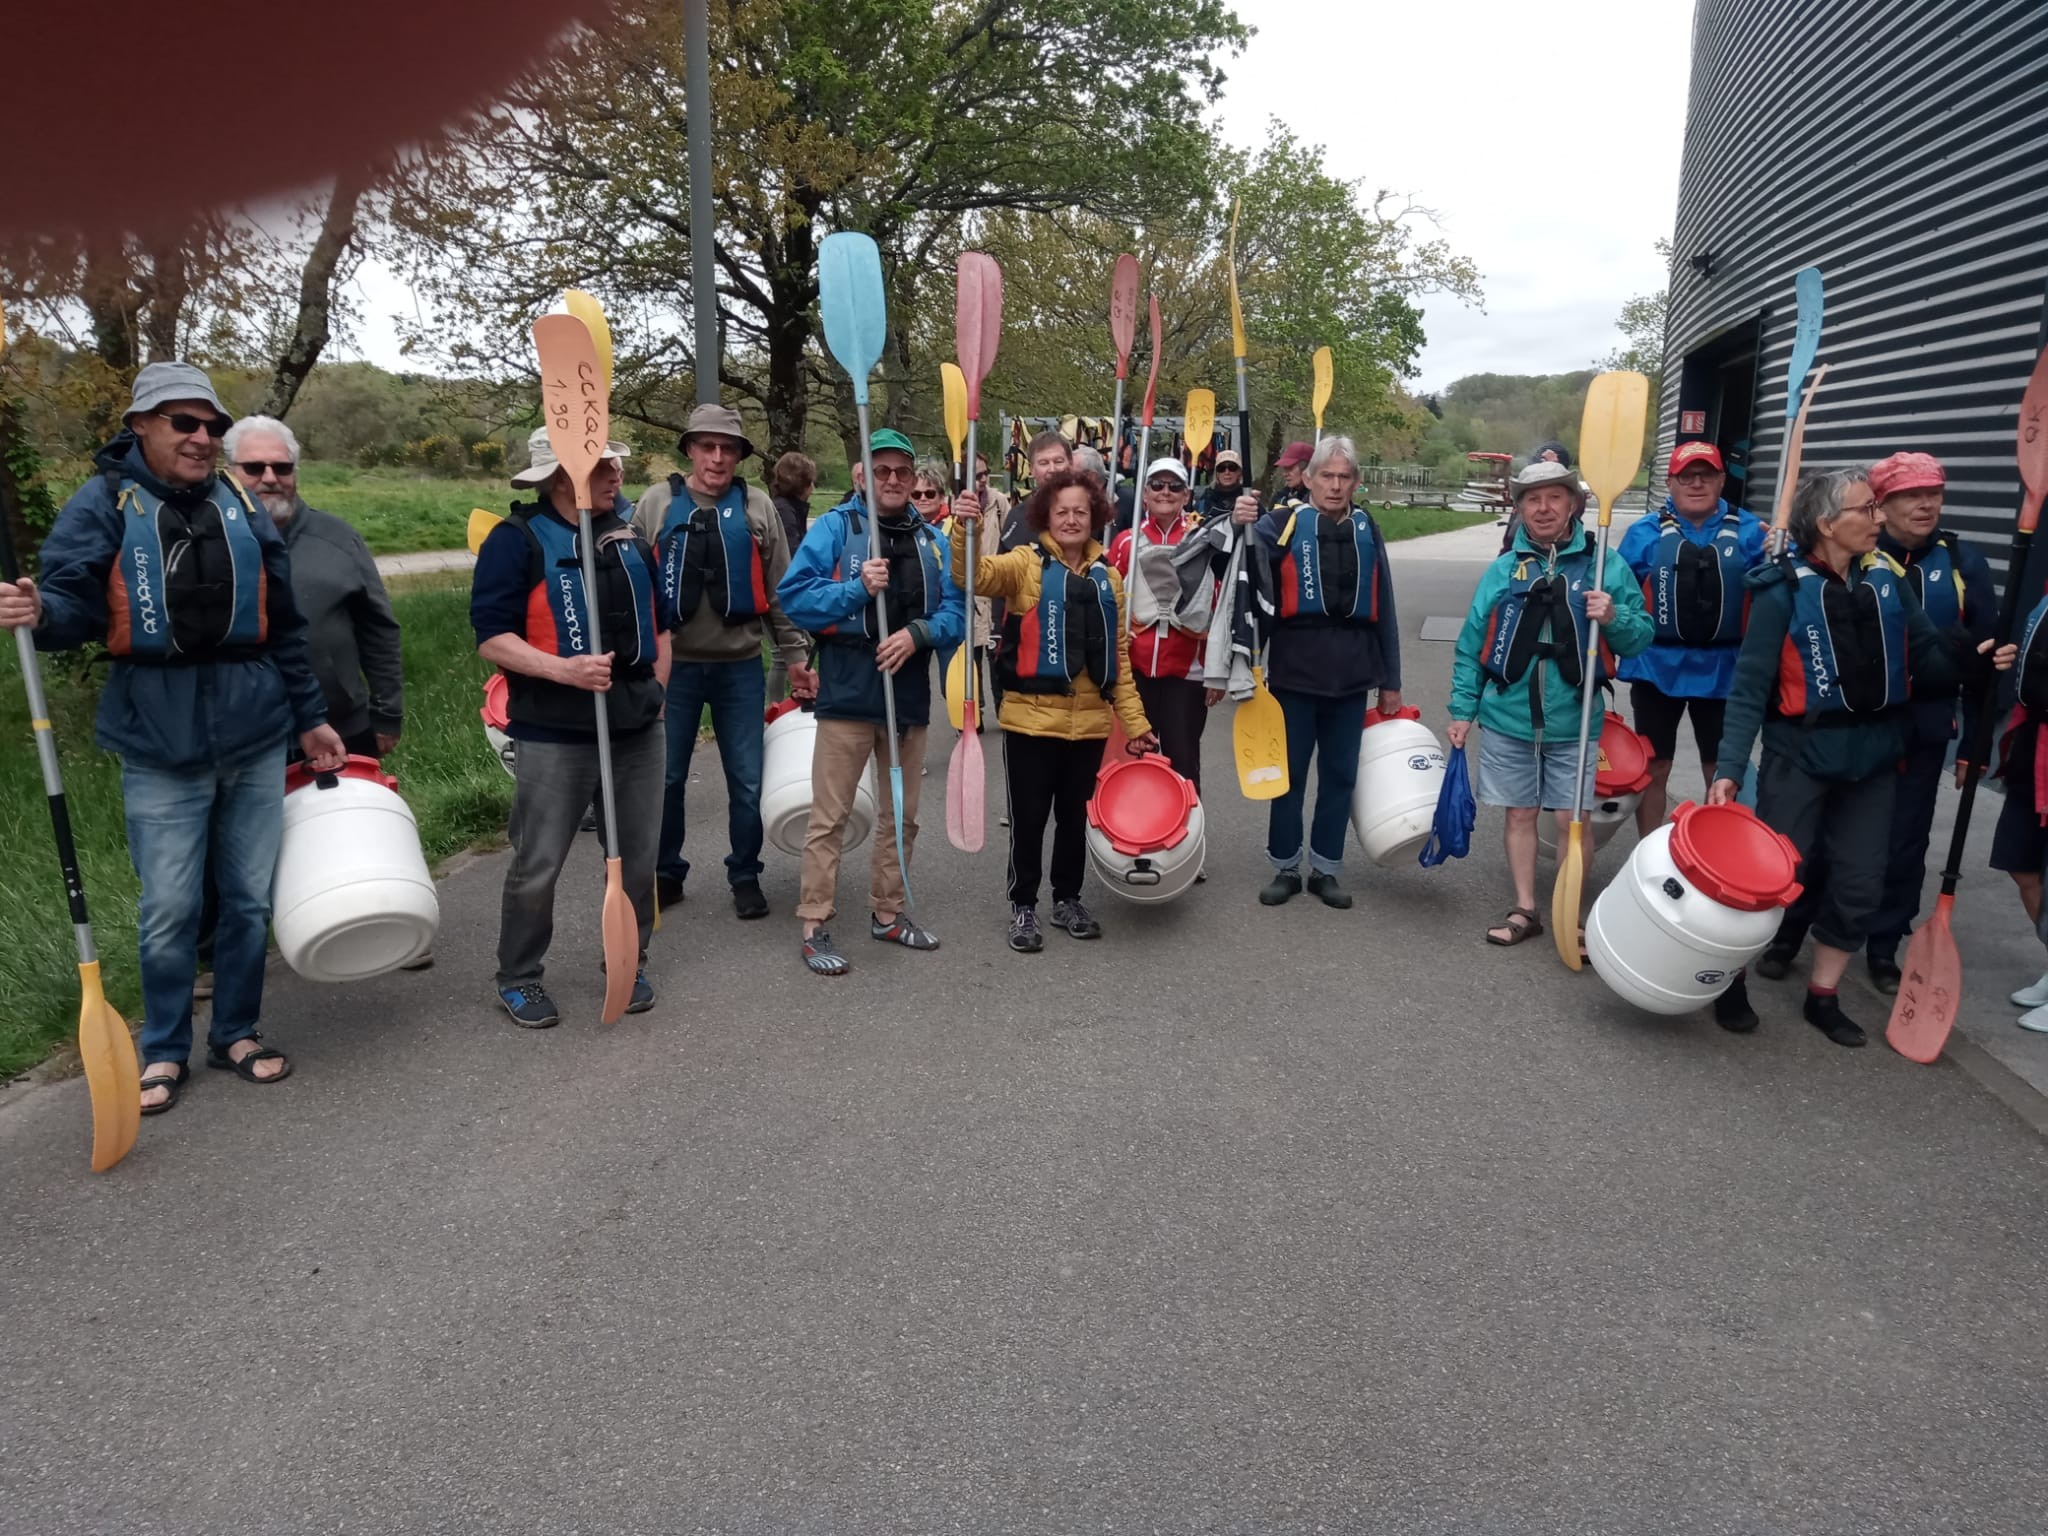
[1706,468,2012,1047]
[472,426,672,1027]
[778,429,965,975]
[1107,458,1216,794]
[952,470,1155,950]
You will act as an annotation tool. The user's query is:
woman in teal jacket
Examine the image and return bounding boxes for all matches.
[1449,462,1653,949]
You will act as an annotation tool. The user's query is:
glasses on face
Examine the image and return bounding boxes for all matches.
[236,460,295,478]
[157,411,228,438]
[870,463,916,483]
[1146,478,1182,493]
[1673,470,1721,487]
[1841,499,1882,519]
[909,487,941,502]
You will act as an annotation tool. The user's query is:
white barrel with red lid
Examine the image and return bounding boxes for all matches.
[1538,711,1653,857]
[762,698,876,858]
[1586,800,1802,1015]
[273,756,439,982]
[1086,755,1205,904]
[1351,704,1446,866]
[479,672,516,779]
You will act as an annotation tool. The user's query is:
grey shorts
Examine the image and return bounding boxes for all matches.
[1477,729,1598,812]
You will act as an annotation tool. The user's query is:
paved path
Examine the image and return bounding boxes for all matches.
[374,548,475,578]
[5,544,2047,1534]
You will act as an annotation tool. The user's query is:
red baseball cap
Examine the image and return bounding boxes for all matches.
[1277,441,1314,470]
[1869,451,1946,501]
[1667,441,1726,477]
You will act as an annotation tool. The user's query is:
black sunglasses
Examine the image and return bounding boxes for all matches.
[236,460,296,478]
[156,411,228,438]
[908,487,941,500]
[1146,477,1184,492]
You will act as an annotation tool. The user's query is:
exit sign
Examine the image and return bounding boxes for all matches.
[1680,410,1707,434]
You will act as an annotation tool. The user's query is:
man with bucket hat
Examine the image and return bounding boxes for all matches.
[633,403,814,919]
[0,362,346,1115]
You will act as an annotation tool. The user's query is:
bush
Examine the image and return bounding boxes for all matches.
[469,440,505,474]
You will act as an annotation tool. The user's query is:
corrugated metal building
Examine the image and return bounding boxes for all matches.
[1664,0,2048,569]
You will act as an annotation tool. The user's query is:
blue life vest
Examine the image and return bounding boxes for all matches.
[998,546,1118,694]
[1885,531,1966,631]
[1644,505,1746,646]
[817,502,944,643]
[1275,504,1379,623]
[2016,592,2048,714]
[513,506,658,669]
[1481,545,1610,694]
[1775,557,1910,720]
[658,475,768,625]
[106,476,269,660]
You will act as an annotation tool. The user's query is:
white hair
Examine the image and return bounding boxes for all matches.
[224,414,301,465]
[1070,444,1109,486]
[1307,435,1359,478]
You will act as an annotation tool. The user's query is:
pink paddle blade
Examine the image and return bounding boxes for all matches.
[946,707,985,852]
[955,252,1004,415]
[1110,254,1139,378]
[1886,895,1959,1064]
[1141,294,1163,422]
[2019,338,2048,531]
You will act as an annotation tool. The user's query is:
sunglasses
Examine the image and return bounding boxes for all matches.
[156,411,228,438]
[1146,478,1184,493]
[908,487,942,501]
[236,460,296,478]
[870,463,916,482]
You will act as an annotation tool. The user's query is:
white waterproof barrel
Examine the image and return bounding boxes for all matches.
[273,757,440,982]
[1537,711,1653,858]
[1352,705,1446,866]
[1086,756,1205,904]
[762,699,876,858]
[1587,800,1802,1015]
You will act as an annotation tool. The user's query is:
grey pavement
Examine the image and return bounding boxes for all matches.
[374,548,475,578]
[4,543,2048,1534]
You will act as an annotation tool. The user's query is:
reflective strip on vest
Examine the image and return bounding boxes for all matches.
[105,479,268,658]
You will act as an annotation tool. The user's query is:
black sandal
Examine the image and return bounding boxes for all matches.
[206,1033,293,1085]
[1485,907,1544,947]
[139,1065,187,1116]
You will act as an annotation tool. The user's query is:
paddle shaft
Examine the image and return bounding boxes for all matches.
[571,501,622,842]
[1108,377,1126,513]
[855,403,911,906]
[963,418,978,717]
[1566,520,1612,824]
[1123,413,1153,651]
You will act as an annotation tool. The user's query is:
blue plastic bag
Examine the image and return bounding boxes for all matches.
[1419,743,1476,867]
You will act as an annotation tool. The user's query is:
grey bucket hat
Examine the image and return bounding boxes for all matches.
[511,425,632,487]
[1511,459,1585,501]
[124,361,233,428]
[677,402,757,460]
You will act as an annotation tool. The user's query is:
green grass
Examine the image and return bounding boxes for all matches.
[1373,506,1495,541]
[0,572,511,1078]
[297,464,662,557]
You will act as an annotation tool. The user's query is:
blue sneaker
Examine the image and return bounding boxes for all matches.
[626,970,655,1014]
[499,985,560,1029]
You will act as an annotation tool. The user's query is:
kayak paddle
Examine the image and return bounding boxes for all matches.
[940,361,969,732]
[819,231,915,908]
[1227,198,1252,478]
[466,507,503,554]
[1311,345,1333,445]
[947,250,1002,854]
[1108,253,1140,501]
[1183,389,1216,486]
[534,311,638,1024]
[1768,268,1825,558]
[1552,370,1649,970]
[564,288,614,394]
[1104,294,1162,763]
[1889,311,2048,1063]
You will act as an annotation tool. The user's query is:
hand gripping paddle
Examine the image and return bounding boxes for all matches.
[947,251,1002,853]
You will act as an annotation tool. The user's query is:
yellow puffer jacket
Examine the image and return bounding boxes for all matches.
[951,524,1151,743]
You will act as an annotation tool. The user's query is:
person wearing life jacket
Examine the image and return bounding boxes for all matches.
[631,403,814,921]
[776,428,967,975]
[1754,451,1996,993]
[765,449,818,701]
[1199,449,1246,521]
[0,363,345,1117]
[1107,458,1217,796]
[991,431,1073,722]
[1447,460,1654,952]
[472,427,673,1028]
[1991,584,2048,1030]
[1229,435,1406,910]
[1708,469,2009,1047]
[952,470,1155,952]
[1615,441,1768,836]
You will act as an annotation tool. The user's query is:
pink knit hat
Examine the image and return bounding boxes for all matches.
[1869,451,1946,501]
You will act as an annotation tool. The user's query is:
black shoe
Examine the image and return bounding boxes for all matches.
[1259,870,1303,906]
[1306,871,1353,910]
[1008,904,1044,953]
[1866,952,1902,996]
[1051,898,1102,939]
[732,879,769,920]
[1803,991,1867,1048]
[1713,975,1759,1034]
[1753,945,1797,981]
[578,806,599,833]
[657,874,685,908]
[626,970,655,1014]
[499,985,561,1029]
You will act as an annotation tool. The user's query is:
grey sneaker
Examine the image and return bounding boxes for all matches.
[1008,904,1044,953]
[1051,898,1102,939]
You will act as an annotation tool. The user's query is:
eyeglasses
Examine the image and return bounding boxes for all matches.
[908,487,942,501]
[1841,499,1882,518]
[156,411,227,438]
[1146,478,1184,493]
[236,460,296,478]
[1673,470,1722,486]
[870,463,916,482]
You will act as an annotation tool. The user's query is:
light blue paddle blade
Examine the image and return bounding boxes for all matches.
[819,232,888,408]
[889,765,913,910]
[1786,266,1825,422]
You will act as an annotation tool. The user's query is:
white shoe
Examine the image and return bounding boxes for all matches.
[2011,971,2048,1008]
[2019,1002,2048,1034]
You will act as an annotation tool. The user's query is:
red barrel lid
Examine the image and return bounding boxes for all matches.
[1087,756,1197,855]
[1364,704,1423,728]
[764,697,805,727]
[284,754,397,795]
[1667,800,1802,912]
[480,672,510,730]
[1594,711,1653,796]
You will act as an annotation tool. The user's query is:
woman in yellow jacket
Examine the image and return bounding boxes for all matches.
[953,468,1156,951]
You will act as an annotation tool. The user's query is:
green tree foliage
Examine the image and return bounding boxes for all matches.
[1602,238,1673,397]
[1414,371,1598,473]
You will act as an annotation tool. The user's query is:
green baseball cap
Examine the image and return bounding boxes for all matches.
[868,427,915,458]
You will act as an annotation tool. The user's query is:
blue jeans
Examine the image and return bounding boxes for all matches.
[1267,687,1370,875]
[659,658,767,888]
[121,750,284,1066]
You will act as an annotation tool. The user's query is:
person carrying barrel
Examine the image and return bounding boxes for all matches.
[1107,457,1215,795]
[1992,581,2048,1031]
[1229,435,1404,909]
[1707,468,2011,1046]
[1614,441,1768,838]
[1447,460,1654,951]
[951,470,1155,952]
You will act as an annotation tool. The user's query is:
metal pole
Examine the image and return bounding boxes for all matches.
[686,0,718,405]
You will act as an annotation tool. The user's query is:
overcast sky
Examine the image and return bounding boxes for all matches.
[337,0,1694,390]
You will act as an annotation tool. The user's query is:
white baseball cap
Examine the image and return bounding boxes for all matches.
[1142,458,1190,486]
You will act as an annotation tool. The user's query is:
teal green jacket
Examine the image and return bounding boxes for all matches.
[1449,521,1654,743]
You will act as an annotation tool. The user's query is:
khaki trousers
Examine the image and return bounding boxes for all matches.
[797,718,926,922]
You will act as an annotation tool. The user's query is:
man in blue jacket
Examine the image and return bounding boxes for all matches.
[777,428,966,976]
[1614,441,1768,835]
[0,363,345,1117]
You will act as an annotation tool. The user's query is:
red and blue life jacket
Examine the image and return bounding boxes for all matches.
[2015,591,2048,715]
[998,546,1118,694]
[1481,546,1611,695]
[505,504,662,735]
[1644,505,1747,646]
[1276,504,1379,624]
[1774,556,1910,721]
[658,475,769,626]
[817,504,945,643]
[105,475,269,660]
[1884,530,1967,632]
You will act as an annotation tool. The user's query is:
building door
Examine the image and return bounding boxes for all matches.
[1675,311,1765,510]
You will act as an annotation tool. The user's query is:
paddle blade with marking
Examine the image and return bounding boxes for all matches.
[1111,254,1140,378]
[1312,346,1333,436]
[1888,895,1959,1063]
[1183,389,1216,466]
[533,313,608,498]
[466,507,503,555]
[1235,668,1290,800]
[1786,267,1825,422]
[820,232,888,406]
[564,289,614,394]
[1577,370,1650,526]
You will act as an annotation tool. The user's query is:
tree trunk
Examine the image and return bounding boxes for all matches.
[261,177,367,419]
[756,216,817,461]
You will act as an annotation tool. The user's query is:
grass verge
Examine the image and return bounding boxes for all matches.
[1373,506,1496,541]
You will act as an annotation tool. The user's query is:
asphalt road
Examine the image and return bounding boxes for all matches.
[5,541,2047,1535]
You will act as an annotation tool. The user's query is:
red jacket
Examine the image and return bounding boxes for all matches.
[1107,512,1206,682]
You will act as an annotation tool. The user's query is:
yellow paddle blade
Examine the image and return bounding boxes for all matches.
[1577,371,1650,528]
[1311,346,1333,430]
[941,362,968,467]
[599,860,637,1024]
[564,289,614,394]
[944,646,967,731]
[77,961,139,1173]
[1552,822,1586,971]
[467,507,504,555]
[1183,389,1216,463]
[1227,199,1247,360]
[1234,669,1290,800]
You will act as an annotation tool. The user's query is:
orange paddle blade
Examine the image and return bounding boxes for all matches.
[1552,821,1586,971]
[598,859,637,1024]
[1110,254,1139,378]
[77,960,139,1172]
[1887,895,1959,1064]
[1769,362,1830,539]
[2019,338,2048,532]
[533,313,609,505]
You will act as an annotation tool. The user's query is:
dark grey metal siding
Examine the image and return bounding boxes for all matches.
[1664,0,2048,565]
